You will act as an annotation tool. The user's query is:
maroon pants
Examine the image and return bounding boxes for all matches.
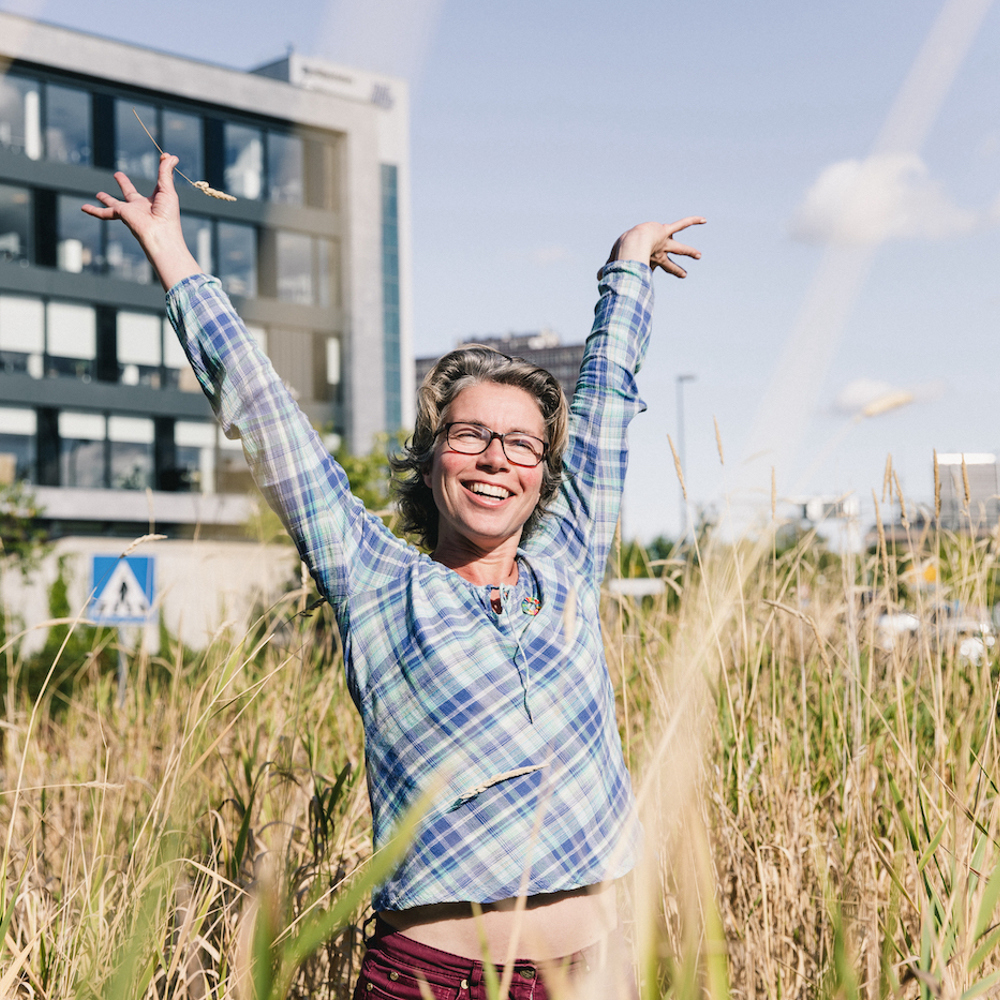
[353,915,626,1000]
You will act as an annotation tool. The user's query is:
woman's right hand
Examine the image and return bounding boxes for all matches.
[82,152,202,292]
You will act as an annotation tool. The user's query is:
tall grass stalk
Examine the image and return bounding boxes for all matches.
[3,506,1000,997]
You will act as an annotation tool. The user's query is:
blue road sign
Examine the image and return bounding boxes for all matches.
[91,556,156,625]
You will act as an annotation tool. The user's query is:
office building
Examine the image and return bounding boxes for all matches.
[0,13,412,538]
[415,330,584,402]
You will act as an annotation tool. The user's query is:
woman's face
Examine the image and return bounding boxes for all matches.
[423,382,547,556]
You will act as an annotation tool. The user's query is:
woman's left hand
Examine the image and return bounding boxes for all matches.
[606,218,706,278]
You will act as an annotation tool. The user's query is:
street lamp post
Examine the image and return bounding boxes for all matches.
[676,373,696,540]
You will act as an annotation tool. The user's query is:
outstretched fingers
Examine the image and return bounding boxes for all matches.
[81,193,120,221]
[665,216,707,237]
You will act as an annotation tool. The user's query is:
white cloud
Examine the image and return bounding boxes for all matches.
[790,153,979,245]
[834,377,945,417]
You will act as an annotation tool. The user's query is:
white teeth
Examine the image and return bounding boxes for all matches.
[470,483,511,500]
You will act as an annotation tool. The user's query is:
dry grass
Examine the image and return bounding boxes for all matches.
[3,510,1000,998]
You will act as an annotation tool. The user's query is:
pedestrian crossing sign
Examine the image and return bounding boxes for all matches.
[91,556,156,624]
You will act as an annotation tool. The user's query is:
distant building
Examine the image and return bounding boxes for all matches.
[866,452,1000,548]
[0,13,412,539]
[937,453,999,530]
[415,330,584,401]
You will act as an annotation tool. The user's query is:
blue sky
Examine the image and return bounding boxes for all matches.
[6,0,999,541]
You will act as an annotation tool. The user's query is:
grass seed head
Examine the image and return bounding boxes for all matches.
[934,448,941,519]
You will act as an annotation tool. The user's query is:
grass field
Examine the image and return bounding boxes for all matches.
[2,508,1000,998]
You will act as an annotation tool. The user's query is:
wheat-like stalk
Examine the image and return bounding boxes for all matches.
[133,108,237,201]
[713,416,724,466]
[961,453,971,509]
[893,469,908,529]
[934,448,941,519]
[667,434,687,501]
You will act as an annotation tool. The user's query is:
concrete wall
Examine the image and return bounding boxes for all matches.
[2,535,300,655]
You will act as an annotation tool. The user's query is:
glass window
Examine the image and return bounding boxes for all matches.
[224,123,263,199]
[0,74,41,159]
[314,334,340,402]
[317,237,336,308]
[216,432,252,493]
[57,194,103,274]
[217,222,256,298]
[268,132,304,205]
[0,294,44,378]
[117,312,161,387]
[107,225,152,284]
[59,411,105,488]
[162,317,199,392]
[181,214,213,273]
[0,184,30,264]
[115,100,158,180]
[246,324,267,355]
[0,407,36,483]
[163,110,203,181]
[108,416,154,490]
[46,301,96,380]
[276,231,313,304]
[173,420,215,493]
[45,84,91,165]
[325,336,340,385]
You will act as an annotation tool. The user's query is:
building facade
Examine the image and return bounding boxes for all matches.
[0,13,412,538]
[415,330,585,403]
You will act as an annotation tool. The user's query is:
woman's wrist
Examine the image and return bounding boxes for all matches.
[144,230,202,291]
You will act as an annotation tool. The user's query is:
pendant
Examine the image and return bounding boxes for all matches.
[521,596,541,616]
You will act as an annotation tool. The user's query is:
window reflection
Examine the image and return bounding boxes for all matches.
[276,231,312,304]
[313,334,340,402]
[45,84,91,165]
[217,222,256,297]
[224,123,263,199]
[107,226,152,284]
[0,74,41,159]
[172,420,215,493]
[57,194,102,274]
[162,317,199,392]
[0,295,44,378]
[216,433,252,493]
[276,232,338,307]
[108,416,154,490]
[0,184,30,263]
[46,301,96,380]
[0,407,36,483]
[115,100,159,180]
[317,237,336,307]
[117,312,162,387]
[163,110,203,181]
[268,132,304,205]
[59,411,105,488]
[181,214,213,273]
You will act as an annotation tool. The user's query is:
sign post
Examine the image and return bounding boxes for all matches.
[90,556,156,706]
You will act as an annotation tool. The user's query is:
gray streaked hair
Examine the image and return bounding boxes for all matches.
[390,345,569,550]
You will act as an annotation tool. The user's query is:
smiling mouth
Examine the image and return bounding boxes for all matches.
[467,482,513,501]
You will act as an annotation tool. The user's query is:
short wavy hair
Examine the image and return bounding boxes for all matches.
[390,345,570,551]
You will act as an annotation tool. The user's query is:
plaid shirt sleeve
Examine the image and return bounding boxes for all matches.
[529,260,654,578]
[165,275,414,610]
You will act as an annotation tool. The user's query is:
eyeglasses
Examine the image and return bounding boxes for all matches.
[437,422,547,468]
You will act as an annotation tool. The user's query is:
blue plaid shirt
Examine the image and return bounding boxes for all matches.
[166,260,653,910]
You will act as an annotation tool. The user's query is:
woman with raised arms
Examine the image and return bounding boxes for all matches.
[84,154,703,999]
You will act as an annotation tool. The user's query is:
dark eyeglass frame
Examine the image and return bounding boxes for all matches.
[436,421,548,468]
